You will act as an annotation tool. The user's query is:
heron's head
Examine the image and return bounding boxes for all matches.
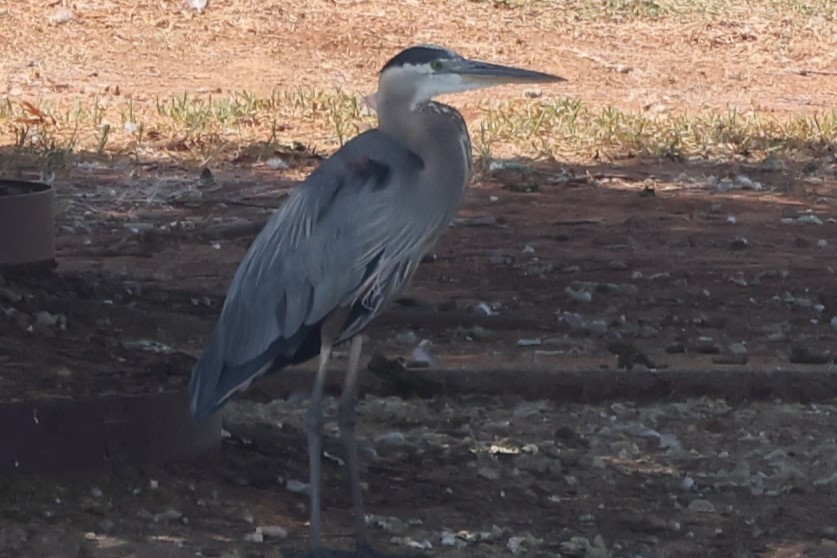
[377,45,565,108]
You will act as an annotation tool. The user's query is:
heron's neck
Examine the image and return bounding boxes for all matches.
[377,99,472,187]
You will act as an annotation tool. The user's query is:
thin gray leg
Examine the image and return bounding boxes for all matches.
[337,335,372,551]
[305,343,332,557]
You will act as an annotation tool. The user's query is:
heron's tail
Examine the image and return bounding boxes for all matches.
[189,327,296,420]
[188,327,228,420]
[189,323,322,420]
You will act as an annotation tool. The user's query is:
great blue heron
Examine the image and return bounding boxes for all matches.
[190,45,563,557]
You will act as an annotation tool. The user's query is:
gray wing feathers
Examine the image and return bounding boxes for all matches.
[189,130,460,418]
[215,131,426,368]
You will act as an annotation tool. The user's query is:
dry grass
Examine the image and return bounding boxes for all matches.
[2,89,834,177]
[476,98,837,161]
[526,0,837,21]
[0,89,374,173]
[0,0,835,174]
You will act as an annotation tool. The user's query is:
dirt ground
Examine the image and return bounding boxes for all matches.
[2,1,837,557]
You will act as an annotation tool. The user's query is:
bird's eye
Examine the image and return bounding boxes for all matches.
[430,60,444,71]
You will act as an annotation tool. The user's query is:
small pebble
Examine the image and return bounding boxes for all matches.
[256,525,288,539]
[687,499,717,513]
[374,432,406,447]
[477,467,501,481]
[286,479,310,495]
[266,157,289,170]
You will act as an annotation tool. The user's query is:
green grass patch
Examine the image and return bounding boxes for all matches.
[1,90,835,173]
[0,89,374,172]
[476,98,837,161]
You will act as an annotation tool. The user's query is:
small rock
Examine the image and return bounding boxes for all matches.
[564,286,592,303]
[367,515,406,534]
[35,311,57,327]
[390,536,432,550]
[186,0,209,11]
[729,237,749,250]
[488,253,514,266]
[560,535,609,557]
[256,525,288,539]
[374,432,406,447]
[473,302,495,316]
[477,525,506,542]
[462,325,492,340]
[286,479,310,495]
[266,156,288,170]
[477,467,501,481]
[557,311,589,332]
[687,499,716,513]
[409,339,438,367]
[508,536,528,555]
[440,530,468,548]
[0,286,23,303]
[728,342,748,355]
[394,331,418,345]
[47,6,74,24]
[729,275,748,287]
[735,175,763,190]
[781,214,823,225]
[813,472,837,487]
[649,272,671,281]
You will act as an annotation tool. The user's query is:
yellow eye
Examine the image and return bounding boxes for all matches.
[430,60,444,71]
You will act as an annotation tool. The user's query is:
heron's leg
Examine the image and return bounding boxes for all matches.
[305,342,332,557]
[337,335,370,551]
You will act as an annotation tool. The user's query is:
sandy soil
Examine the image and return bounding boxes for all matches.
[1,1,837,557]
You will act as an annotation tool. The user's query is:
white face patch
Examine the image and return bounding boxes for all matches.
[411,72,475,104]
[381,63,485,108]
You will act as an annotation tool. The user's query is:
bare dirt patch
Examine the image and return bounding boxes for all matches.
[1,1,837,557]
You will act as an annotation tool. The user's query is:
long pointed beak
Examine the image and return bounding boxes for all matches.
[455,58,566,84]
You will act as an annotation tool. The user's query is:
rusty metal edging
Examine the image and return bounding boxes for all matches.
[0,179,55,268]
[0,390,221,475]
[3,365,833,474]
[247,366,837,404]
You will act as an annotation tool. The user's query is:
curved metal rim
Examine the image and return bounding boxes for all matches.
[0,179,55,267]
[0,179,52,196]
